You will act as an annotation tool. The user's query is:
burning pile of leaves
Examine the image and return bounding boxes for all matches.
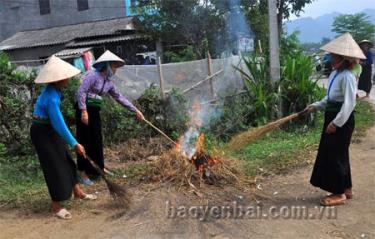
[145,102,250,190]
[148,134,248,190]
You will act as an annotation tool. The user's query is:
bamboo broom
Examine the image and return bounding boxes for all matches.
[85,156,131,208]
[226,109,308,151]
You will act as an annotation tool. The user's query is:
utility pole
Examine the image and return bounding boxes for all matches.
[268,0,280,87]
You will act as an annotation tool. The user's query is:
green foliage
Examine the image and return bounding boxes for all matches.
[137,0,228,58]
[137,0,256,58]
[100,97,142,145]
[332,13,375,42]
[234,55,279,124]
[208,93,256,141]
[243,0,269,54]
[0,52,37,155]
[137,86,188,139]
[280,51,324,117]
[276,0,315,20]
[164,46,199,63]
[60,78,80,125]
[0,143,6,156]
[280,31,303,60]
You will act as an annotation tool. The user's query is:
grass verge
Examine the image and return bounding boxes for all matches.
[232,101,375,177]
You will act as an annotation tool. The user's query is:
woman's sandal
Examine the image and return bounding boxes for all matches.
[54,208,72,220]
[82,193,97,200]
[320,195,346,206]
[345,189,353,199]
[74,193,98,200]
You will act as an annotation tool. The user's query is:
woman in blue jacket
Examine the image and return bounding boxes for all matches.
[31,56,97,219]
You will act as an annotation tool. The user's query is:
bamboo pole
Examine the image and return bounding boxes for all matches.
[207,52,215,98]
[157,57,165,99]
[182,69,223,95]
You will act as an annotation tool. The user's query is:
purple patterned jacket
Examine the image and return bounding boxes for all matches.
[76,70,137,112]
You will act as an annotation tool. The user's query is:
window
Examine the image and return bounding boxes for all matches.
[39,0,50,15]
[77,0,89,11]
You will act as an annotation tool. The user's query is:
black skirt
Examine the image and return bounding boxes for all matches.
[310,110,354,194]
[358,64,372,93]
[75,104,104,177]
[30,123,78,201]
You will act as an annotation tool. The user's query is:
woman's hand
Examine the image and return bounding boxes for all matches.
[326,121,337,134]
[75,143,86,158]
[81,110,89,125]
[305,105,317,113]
[135,110,145,121]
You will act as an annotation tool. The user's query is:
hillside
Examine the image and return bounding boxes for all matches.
[285,8,375,43]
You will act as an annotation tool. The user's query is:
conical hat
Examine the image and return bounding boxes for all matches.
[35,55,81,84]
[359,39,374,47]
[92,50,125,68]
[320,33,366,59]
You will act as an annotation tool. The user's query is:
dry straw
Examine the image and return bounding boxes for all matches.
[227,110,307,151]
[147,149,251,191]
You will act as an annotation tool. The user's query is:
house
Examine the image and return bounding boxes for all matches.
[0,0,138,42]
[0,0,151,66]
[0,17,153,66]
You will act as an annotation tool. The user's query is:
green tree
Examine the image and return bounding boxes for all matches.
[243,0,269,54]
[136,0,230,59]
[332,13,375,42]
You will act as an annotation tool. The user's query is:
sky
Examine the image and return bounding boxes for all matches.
[290,0,374,19]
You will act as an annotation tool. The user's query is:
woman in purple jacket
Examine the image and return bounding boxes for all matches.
[75,51,144,185]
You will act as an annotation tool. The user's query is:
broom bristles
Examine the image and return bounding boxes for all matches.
[103,176,132,208]
[86,156,132,208]
[227,113,300,151]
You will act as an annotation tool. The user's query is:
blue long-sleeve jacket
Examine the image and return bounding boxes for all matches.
[33,85,78,148]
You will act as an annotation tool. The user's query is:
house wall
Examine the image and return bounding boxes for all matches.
[6,45,65,66]
[0,0,133,42]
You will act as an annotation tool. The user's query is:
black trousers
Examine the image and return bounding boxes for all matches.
[75,104,104,177]
[358,64,372,93]
[30,123,78,201]
[310,111,354,194]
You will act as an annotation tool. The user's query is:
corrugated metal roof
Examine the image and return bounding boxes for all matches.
[0,17,137,50]
[54,47,92,58]
[66,34,145,47]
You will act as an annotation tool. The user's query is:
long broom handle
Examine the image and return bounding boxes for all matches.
[297,108,309,116]
[142,118,178,146]
[85,155,106,178]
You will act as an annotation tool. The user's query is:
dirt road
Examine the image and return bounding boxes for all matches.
[1,91,374,239]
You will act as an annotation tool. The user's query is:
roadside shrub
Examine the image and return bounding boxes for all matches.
[280,52,325,124]
[281,52,317,111]
[137,86,188,139]
[0,52,37,155]
[234,55,280,124]
[207,92,256,141]
[164,45,199,63]
[100,97,142,145]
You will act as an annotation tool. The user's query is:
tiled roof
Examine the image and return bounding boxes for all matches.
[0,17,137,50]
